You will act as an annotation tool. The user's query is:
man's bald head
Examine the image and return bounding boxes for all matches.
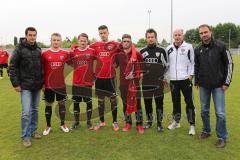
[173,28,184,35]
[173,28,184,46]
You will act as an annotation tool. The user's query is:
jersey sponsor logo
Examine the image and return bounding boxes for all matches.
[142,51,149,58]
[145,58,158,63]
[155,52,160,57]
[99,52,110,57]
[50,62,63,69]
[77,60,87,66]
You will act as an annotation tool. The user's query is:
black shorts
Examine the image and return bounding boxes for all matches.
[142,83,164,99]
[0,64,8,68]
[95,78,116,97]
[72,85,92,103]
[44,88,67,103]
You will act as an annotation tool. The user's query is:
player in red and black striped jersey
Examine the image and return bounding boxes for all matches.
[42,33,70,135]
[0,47,9,79]
[89,25,120,131]
[69,33,96,130]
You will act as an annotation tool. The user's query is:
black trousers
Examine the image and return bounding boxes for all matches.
[170,79,195,125]
[142,83,164,125]
[119,85,143,126]
[0,64,8,77]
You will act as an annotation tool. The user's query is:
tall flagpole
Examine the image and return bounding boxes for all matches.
[171,0,173,44]
[148,10,151,29]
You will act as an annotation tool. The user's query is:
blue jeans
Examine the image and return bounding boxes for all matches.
[199,87,227,140]
[21,89,41,140]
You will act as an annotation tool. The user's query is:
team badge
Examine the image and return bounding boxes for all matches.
[60,55,65,61]
[104,42,117,51]
[85,54,91,59]
[155,52,160,57]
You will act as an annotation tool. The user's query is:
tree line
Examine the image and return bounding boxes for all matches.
[6,22,240,49]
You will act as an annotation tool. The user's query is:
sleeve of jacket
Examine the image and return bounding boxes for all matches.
[194,48,200,86]
[222,46,233,86]
[161,49,168,79]
[9,48,21,87]
[160,48,169,80]
[188,44,195,76]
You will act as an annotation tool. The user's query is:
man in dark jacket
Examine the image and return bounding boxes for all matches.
[9,27,43,148]
[140,28,168,132]
[195,24,233,148]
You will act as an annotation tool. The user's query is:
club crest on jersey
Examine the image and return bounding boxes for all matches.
[155,52,160,57]
[181,48,185,52]
[60,55,65,61]
[85,54,91,59]
[104,42,117,51]
[48,56,52,59]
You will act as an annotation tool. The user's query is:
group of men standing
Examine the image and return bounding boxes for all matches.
[8,24,233,148]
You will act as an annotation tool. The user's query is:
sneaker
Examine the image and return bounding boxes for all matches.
[167,121,180,130]
[136,125,144,134]
[70,122,80,130]
[215,139,226,148]
[122,123,132,132]
[144,122,152,129]
[188,125,196,136]
[112,122,119,131]
[94,121,106,131]
[31,132,41,139]
[43,127,52,136]
[23,139,32,148]
[199,132,211,140]
[60,124,70,133]
[0,77,3,80]
[87,121,93,130]
[157,123,164,132]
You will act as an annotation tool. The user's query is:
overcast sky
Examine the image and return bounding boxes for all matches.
[0,0,239,45]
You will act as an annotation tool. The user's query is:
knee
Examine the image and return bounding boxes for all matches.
[58,99,66,106]
[216,111,226,120]
[45,101,53,106]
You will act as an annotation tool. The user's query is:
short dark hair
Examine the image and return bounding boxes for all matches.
[78,33,89,40]
[122,34,131,40]
[198,24,212,31]
[25,27,37,36]
[145,28,157,38]
[98,25,108,31]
